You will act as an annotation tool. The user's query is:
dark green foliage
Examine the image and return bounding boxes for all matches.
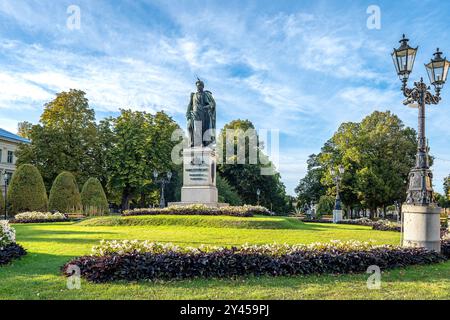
[444,176,450,199]
[296,111,417,217]
[81,178,109,216]
[0,244,27,265]
[7,164,48,215]
[49,172,82,213]
[15,90,103,191]
[62,244,446,283]
[100,110,181,210]
[218,119,288,214]
[217,176,242,205]
[316,195,335,216]
[295,154,327,208]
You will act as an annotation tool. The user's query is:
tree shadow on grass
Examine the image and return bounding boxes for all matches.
[16,229,118,246]
[123,260,450,290]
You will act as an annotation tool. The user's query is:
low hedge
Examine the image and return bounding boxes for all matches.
[122,204,271,217]
[62,240,447,283]
[11,212,68,224]
[0,243,27,265]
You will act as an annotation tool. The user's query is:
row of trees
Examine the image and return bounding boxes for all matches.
[296,111,418,218]
[436,175,450,210]
[2,164,108,216]
[16,90,289,213]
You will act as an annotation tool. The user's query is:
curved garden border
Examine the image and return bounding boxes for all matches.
[62,240,449,283]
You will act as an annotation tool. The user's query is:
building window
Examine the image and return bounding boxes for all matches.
[5,172,12,185]
[7,151,13,164]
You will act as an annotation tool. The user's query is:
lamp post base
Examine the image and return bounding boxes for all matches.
[402,204,441,253]
[333,209,343,223]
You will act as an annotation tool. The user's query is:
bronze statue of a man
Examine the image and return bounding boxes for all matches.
[186,79,216,147]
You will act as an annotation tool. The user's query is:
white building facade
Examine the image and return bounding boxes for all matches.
[0,128,30,195]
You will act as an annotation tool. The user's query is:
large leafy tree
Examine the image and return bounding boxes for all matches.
[101,109,180,210]
[296,111,417,218]
[295,154,326,209]
[444,176,450,199]
[16,90,102,190]
[218,119,288,214]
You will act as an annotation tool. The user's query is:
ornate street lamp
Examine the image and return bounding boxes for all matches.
[392,35,449,252]
[425,48,450,92]
[391,34,418,87]
[3,170,8,220]
[331,165,344,223]
[154,170,172,208]
[256,188,261,206]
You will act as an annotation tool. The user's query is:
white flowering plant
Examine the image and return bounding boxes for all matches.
[122,204,272,217]
[0,220,16,249]
[14,212,67,222]
[91,239,386,257]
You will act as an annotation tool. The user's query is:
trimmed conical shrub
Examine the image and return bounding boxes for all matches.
[7,164,48,215]
[81,178,109,216]
[48,171,82,213]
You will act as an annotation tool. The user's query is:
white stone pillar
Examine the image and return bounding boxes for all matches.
[333,209,343,223]
[402,204,441,253]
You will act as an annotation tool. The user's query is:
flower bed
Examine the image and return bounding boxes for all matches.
[122,204,271,217]
[337,218,401,232]
[62,240,446,283]
[301,217,402,232]
[12,211,69,224]
[370,220,401,232]
[0,220,26,265]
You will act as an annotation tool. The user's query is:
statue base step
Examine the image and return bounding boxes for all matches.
[402,204,441,253]
[181,185,218,203]
[168,201,229,208]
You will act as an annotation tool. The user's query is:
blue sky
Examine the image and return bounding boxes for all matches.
[0,0,449,195]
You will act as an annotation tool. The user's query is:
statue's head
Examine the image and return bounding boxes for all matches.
[196,78,204,92]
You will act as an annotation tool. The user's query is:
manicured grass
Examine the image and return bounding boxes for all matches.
[0,215,448,300]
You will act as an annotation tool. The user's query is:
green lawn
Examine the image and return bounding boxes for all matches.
[0,215,449,300]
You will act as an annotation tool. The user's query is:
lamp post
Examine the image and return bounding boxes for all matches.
[256,188,261,206]
[392,35,449,252]
[153,170,172,208]
[3,170,8,220]
[331,165,345,223]
[309,201,316,220]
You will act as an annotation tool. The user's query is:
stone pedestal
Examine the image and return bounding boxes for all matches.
[169,146,227,208]
[402,204,441,253]
[333,209,343,223]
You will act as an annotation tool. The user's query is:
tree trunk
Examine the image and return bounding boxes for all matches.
[140,191,146,208]
[121,187,131,211]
